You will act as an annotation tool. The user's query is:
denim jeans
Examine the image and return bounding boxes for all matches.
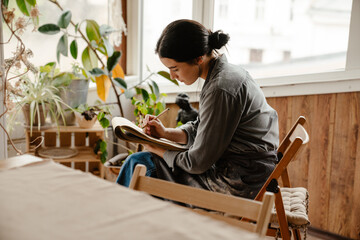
[116,152,156,187]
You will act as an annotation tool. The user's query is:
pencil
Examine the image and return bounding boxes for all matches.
[153,108,170,120]
[142,108,170,128]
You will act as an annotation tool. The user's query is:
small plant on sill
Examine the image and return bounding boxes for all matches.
[73,101,111,163]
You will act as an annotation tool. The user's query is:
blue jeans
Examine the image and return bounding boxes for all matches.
[116,152,156,187]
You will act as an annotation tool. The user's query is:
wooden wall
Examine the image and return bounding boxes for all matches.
[165,92,360,239]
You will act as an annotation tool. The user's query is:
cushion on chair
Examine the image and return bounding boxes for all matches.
[270,187,310,227]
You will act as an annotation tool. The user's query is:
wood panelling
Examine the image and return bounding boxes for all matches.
[267,92,360,239]
[165,92,360,238]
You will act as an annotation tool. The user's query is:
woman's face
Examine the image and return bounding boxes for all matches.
[160,57,200,85]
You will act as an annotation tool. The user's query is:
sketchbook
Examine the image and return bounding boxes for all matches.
[112,117,188,151]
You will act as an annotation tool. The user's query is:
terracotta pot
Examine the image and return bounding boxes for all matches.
[22,104,48,126]
[74,111,97,129]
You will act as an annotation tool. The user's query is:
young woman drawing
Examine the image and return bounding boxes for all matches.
[116,19,279,199]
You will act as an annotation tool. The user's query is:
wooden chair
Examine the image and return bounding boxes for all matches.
[129,164,275,237]
[255,116,310,240]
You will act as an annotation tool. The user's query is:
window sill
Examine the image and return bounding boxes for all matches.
[89,70,360,102]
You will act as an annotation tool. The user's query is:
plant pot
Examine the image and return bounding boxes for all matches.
[22,103,48,126]
[58,79,89,125]
[74,111,97,129]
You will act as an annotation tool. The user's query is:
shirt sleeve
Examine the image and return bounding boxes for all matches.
[163,88,244,174]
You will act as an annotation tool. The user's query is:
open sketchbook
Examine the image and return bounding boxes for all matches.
[112,117,188,151]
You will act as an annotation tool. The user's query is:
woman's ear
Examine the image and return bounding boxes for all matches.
[195,56,204,65]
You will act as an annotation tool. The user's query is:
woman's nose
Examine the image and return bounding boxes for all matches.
[170,71,176,80]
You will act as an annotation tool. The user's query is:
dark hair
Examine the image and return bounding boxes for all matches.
[155,19,230,62]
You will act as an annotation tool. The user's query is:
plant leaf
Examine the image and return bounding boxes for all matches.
[38,24,60,35]
[125,89,134,99]
[58,10,72,28]
[100,140,107,152]
[25,0,36,6]
[151,80,160,98]
[95,74,111,101]
[89,67,107,77]
[81,46,98,71]
[99,24,115,36]
[158,70,178,86]
[70,40,78,59]
[85,19,101,43]
[103,38,114,57]
[16,0,29,16]
[3,0,9,8]
[99,117,109,128]
[100,151,108,164]
[114,77,127,89]
[56,34,68,59]
[141,89,149,102]
[107,51,121,72]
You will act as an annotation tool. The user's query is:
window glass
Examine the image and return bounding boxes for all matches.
[3,0,108,72]
[213,0,352,78]
[142,0,192,83]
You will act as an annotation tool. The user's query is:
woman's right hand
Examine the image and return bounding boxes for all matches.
[143,114,167,139]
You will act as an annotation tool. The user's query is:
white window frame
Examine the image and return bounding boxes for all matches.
[126,0,360,100]
[0,6,8,160]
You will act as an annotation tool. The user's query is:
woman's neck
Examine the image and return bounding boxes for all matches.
[199,55,216,80]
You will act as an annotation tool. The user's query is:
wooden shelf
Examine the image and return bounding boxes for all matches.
[25,125,105,178]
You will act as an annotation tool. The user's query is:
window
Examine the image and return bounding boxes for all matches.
[213,0,352,78]
[3,0,108,72]
[141,0,192,83]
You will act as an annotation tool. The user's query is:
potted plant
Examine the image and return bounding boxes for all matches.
[73,101,111,163]
[50,62,90,125]
[7,70,67,135]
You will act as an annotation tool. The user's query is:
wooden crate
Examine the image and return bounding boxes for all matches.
[25,124,105,178]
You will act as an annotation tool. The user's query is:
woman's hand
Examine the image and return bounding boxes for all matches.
[144,144,166,158]
[143,114,167,139]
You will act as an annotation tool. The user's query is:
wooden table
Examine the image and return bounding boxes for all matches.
[0,155,262,240]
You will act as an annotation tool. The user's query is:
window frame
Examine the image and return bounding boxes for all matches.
[126,0,360,99]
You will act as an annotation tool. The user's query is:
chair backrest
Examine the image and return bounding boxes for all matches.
[129,164,275,237]
[255,116,309,200]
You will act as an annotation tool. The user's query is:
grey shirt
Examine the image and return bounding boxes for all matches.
[163,55,279,176]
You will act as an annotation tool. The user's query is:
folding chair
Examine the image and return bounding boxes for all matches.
[255,116,310,239]
[129,164,275,237]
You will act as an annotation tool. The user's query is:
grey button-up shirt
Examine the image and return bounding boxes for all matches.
[161,55,279,197]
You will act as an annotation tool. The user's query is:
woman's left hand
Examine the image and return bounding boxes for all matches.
[144,144,166,158]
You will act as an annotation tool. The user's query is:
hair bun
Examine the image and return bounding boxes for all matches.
[208,30,230,50]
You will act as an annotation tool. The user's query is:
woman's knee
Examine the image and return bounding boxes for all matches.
[122,152,153,170]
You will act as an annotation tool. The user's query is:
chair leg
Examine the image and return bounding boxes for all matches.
[292,229,301,240]
[274,191,291,240]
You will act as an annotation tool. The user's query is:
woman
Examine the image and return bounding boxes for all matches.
[117,19,279,199]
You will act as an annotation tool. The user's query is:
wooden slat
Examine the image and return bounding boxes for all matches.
[136,176,262,220]
[59,132,71,147]
[44,132,56,147]
[328,93,357,237]
[351,93,360,238]
[75,132,86,146]
[88,132,99,148]
[307,94,334,230]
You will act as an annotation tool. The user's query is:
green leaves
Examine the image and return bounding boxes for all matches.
[16,0,29,16]
[38,24,61,35]
[56,34,68,62]
[70,40,78,59]
[3,0,9,8]
[86,20,101,43]
[114,77,127,89]
[107,51,121,72]
[58,11,72,28]
[81,47,98,71]
[25,0,36,6]
[158,71,178,86]
[89,68,107,77]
